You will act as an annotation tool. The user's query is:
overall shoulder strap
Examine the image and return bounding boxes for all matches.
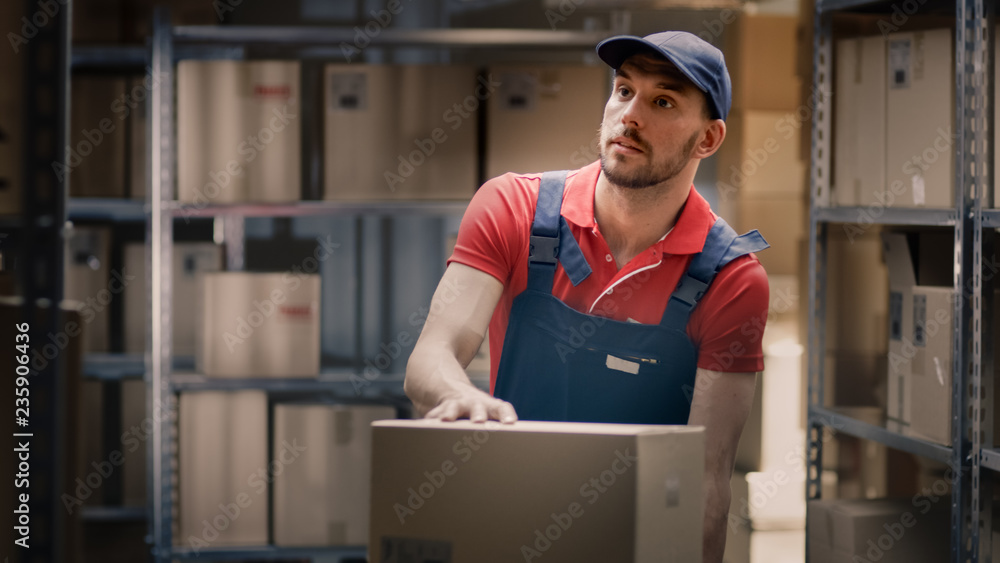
[660,217,769,330]
[527,171,592,292]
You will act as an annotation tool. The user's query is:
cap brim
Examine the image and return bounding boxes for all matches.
[596,35,709,95]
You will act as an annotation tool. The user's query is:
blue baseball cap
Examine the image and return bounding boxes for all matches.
[596,31,732,121]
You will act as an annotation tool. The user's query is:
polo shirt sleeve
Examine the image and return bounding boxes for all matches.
[447,173,531,286]
[688,254,770,373]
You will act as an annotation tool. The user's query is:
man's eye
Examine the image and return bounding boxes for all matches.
[657,99,673,108]
[618,87,631,97]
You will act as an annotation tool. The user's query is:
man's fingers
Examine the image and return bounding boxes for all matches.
[492,400,518,424]
[469,402,488,423]
[427,401,460,421]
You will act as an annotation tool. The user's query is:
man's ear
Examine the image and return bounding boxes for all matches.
[692,119,726,159]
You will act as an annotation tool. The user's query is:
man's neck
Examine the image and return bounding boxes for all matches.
[594,171,692,268]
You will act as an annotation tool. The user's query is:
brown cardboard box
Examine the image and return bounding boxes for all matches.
[737,194,805,277]
[369,420,704,563]
[725,15,802,112]
[885,29,954,209]
[123,242,224,356]
[78,380,105,507]
[807,498,948,562]
[273,403,396,546]
[717,110,807,198]
[324,64,478,201]
[178,61,301,203]
[121,379,145,507]
[178,391,268,547]
[64,226,111,352]
[195,272,320,377]
[69,76,128,198]
[834,36,887,207]
[485,64,608,179]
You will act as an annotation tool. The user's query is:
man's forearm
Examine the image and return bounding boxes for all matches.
[702,476,731,563]
[404,342,479,415]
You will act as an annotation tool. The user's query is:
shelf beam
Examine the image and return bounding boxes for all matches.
[169,200,469,218]
[169,545,366,561]
[809,406,953,464]
[813,206,957,226]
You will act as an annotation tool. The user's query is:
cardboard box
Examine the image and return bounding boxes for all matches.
[324,65,478,201]
[717,110,807,197]
[273,403,396,546]
[725,15,802,112]
[178,390,268,546]
[195,272,320,377]
[737,194,804,276]
[78,380,106,507]
[834,36,886,207]
[827,228,889,355]
[832,407,888,500]
[807,498,948,562]
[883,233,954,445]
[485,65,608,179]
[369,420,704,562]
[123,242,224,356]
[121,379,145,506]
[885,29,954,208]
[69,76,128,198]
[178,61,301,203]
[64,226,111,352]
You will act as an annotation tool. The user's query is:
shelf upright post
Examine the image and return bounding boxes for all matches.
[805,2,833,513]
[149,6,176,561]
[980,2,996,559]
[954,0,984,559]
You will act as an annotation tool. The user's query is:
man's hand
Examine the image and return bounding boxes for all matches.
[425,387,518,423]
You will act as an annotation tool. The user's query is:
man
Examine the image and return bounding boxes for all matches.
[405,31,768,562]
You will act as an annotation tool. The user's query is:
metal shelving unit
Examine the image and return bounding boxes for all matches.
[147,8,616,561]
[806,0,994,560]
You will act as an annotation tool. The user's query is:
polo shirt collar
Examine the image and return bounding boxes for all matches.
[561,160,716,256]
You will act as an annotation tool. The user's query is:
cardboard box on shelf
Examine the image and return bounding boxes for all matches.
[724,14,802,112]
[121,379,145,506]
[737,193,804,277]
[69,76,129,198]
[885,29,954,209]
[195,272,320,377]
[717,110,807,197]
[485,65,608,180]
[826,228,889,355]
[833,407,888,500]
[324,65,478,201]
[882,232,954,446]
[807,498,948,562]
[178,390,268,546]
[64,226,111,352]
[273,403,396,546]
[369,420,704,562]
[834,36,886,207]
[178,61,301,204]
[123,242,224,356]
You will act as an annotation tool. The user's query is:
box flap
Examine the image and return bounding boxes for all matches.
[882,233,916,289]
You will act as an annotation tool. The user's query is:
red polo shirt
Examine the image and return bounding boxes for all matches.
[449,160,769,393]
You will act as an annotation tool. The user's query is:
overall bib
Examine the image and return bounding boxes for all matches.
[493,170,769,425]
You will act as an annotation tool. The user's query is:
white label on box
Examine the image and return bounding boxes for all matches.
[499,72,538,111]
[912,174,926,206]
[889,38,912,89]
[329,72,367,111]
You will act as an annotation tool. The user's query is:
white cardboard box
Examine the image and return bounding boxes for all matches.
[273,403,396,546]
[123,242,224,356]
[885,29,954,208]
[178,391,268,547]
[485,65,608,179]
[178,60,301,203]
[324,64,478,201]
[834,36,886,207]
[369,420,704,562]
[195,272,320,377]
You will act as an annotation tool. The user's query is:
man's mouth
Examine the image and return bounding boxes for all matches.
[610,136,644,154]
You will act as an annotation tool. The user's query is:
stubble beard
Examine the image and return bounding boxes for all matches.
[600,128,700,190]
